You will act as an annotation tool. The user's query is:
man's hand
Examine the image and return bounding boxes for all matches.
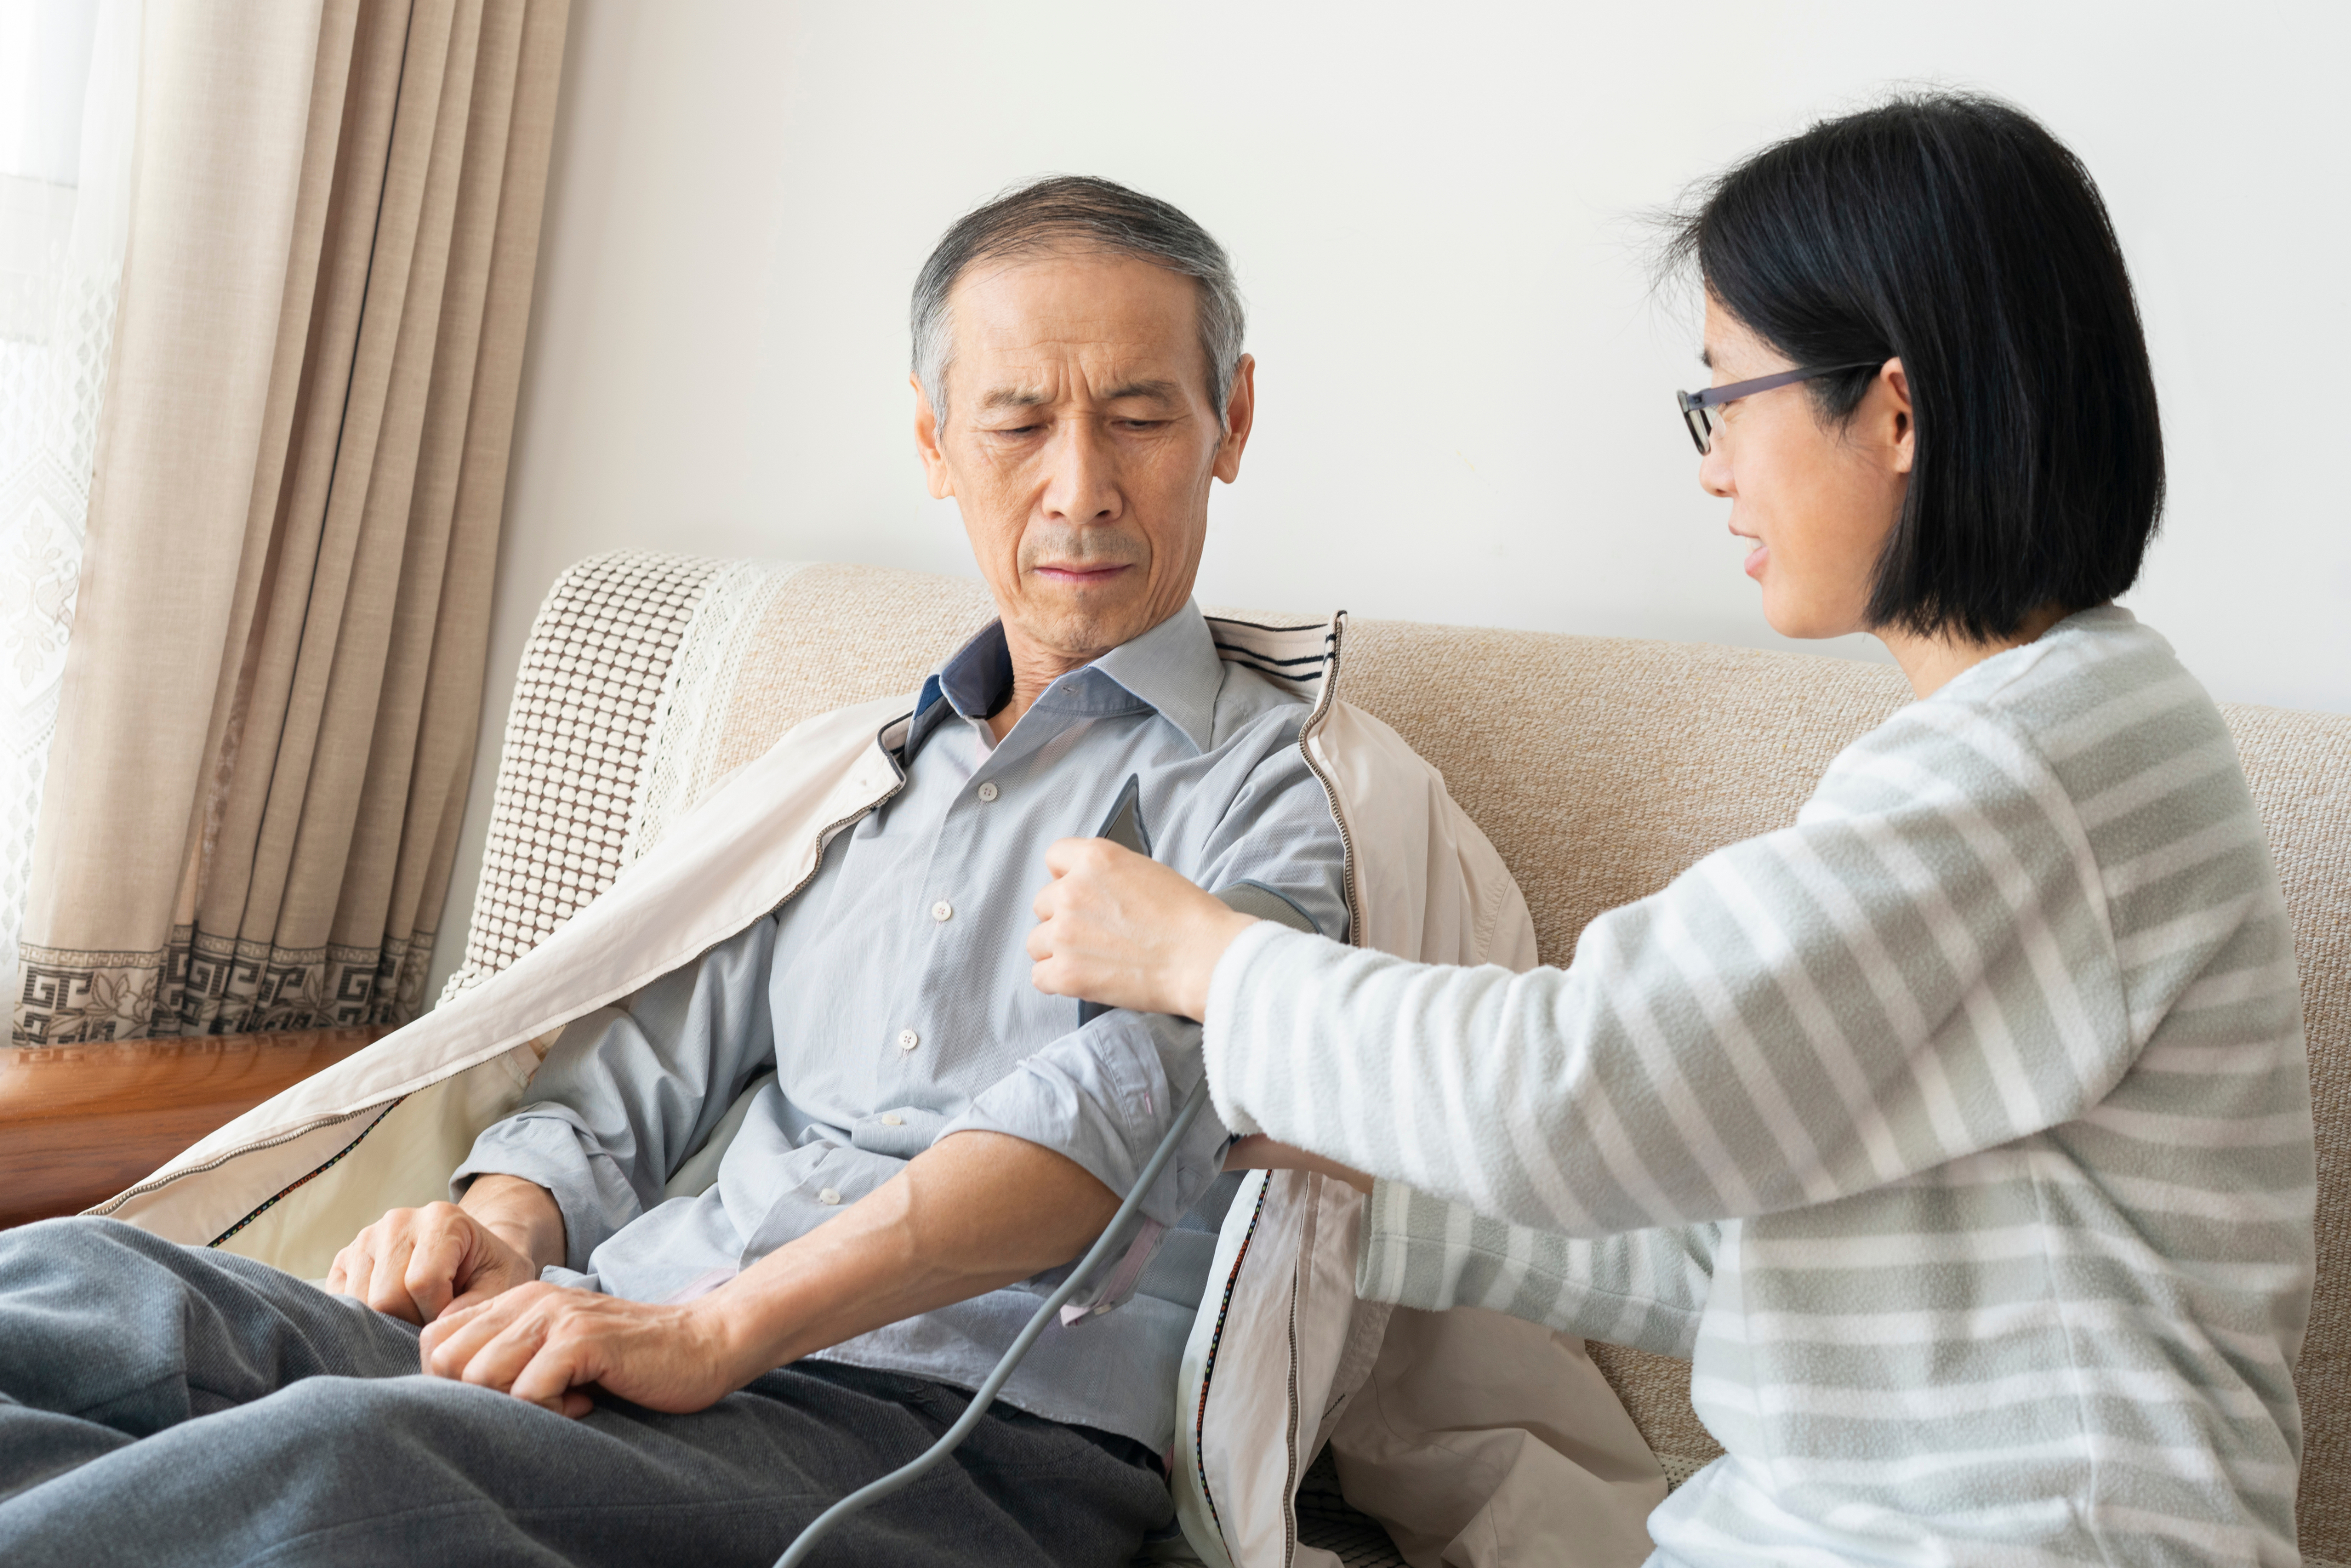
[1028,837,1257,1020]
[417,1131,1120,1421]
[419,1282,741,1418]
[326,1174,565,1325]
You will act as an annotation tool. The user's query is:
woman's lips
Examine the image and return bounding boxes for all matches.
[1743,542,1769,579]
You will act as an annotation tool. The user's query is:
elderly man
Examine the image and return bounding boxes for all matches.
[0,177,1345,1567]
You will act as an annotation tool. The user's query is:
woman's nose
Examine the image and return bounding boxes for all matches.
[1698,436,1733,500]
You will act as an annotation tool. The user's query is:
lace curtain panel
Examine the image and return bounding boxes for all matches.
[0,0,135,994]
[12,0,568,1044]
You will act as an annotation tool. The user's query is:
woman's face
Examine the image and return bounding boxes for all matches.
[1697,299,1913,640]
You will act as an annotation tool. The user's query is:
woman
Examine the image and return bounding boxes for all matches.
[1028,95,2311,1565]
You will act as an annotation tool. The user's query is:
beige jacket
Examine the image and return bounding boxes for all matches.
[93,613,1663,1568]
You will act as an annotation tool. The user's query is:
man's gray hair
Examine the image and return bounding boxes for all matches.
[910,175,1246,429]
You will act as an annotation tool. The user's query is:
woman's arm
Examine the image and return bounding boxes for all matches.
[1038,702,2136,1237]
[1360,1177,1720,1358]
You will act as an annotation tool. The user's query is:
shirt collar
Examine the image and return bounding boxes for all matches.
[936,621,1015,725]
[914,601,1224,755]
[1083,601,1223,753]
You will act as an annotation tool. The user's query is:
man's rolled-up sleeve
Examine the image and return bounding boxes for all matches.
[451,914,781,1274]
[947,1010,1228,1228]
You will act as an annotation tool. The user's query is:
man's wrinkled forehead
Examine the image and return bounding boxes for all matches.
[942,250,1206,404]
[977,376,1187,413]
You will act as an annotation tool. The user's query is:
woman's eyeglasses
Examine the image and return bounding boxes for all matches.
[1676,363,1882,455]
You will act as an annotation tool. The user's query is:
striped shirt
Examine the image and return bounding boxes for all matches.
[1201,608,2313,1566]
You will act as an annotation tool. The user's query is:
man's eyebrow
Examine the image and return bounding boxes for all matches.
[978,380,1185,411]
[1100,379,1181,403]
[1699,346,1715,371]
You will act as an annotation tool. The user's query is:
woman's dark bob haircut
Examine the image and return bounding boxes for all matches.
[1669,93,2164,642]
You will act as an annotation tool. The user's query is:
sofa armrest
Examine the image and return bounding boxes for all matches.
[0,1026,389,1229]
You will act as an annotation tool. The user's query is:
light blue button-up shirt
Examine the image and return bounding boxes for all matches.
[454,603,1349,1451]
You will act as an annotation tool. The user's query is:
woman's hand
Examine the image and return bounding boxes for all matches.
[1028,837,1258,1021]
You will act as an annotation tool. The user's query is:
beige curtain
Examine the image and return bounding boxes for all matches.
[13,0,570,1044]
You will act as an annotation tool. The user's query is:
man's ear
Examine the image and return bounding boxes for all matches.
[1881,357,1914,477]
[913,374,954,500]
[1212,354,1256,485]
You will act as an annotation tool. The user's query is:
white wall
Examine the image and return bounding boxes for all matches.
[428,0,2351,1002]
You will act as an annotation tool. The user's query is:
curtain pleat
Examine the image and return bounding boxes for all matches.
[15,0,568,1043]
[370,0,565,1011]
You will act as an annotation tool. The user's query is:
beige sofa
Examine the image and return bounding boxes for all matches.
[450,552,2351,1564]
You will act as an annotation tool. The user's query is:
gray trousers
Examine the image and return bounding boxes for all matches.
[0,1219,1172,1567]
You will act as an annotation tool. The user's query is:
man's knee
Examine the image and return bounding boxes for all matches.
[0,1217,309,1318]
[235,1375,579,1507]
[255,1372,416,1429]
[233,1376,449,1469]
[260,1375,547,1455]
[0,1217,182,1291]
[3,1214,165,1255]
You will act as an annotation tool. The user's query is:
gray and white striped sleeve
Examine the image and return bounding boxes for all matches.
[1200,700,2132,1238]
[1353,1179,1720,1354]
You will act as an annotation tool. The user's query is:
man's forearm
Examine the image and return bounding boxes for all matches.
[460,1173,568,1272]
[703,1130,1120,1378]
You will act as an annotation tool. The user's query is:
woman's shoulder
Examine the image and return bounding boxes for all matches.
[1900,607,2232,780]
[1812,609,2283,1013]
[1820,607,2247,849]
[1895,608,2275,930]
[1942,604,2199,716]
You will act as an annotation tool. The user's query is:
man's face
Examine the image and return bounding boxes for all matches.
[915,249,1254,671]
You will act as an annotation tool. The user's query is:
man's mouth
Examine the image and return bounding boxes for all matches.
[1033,564,1132,587]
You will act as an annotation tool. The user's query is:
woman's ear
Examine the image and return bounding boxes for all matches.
[1883,357,1914,476]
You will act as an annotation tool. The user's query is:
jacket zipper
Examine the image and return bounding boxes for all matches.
[209,1098,406,1245]
[774,706,913,906]
[1293,613,1363,946]
[1200,617,1355,1567]
[1278,1190,1314,1564]
[1191,1174,1271,1559]
[91,1103,384,1216]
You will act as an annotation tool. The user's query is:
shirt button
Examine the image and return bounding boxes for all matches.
[880,1113,903,1127]
[816,1187,842,1206]
[897,1028,919,1051]
[976,781,999,803]
[932,900,953,923]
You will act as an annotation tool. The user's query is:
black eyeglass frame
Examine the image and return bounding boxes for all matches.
[1676,362,1883,455]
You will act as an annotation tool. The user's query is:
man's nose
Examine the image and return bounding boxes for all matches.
[1040,420,1122,524]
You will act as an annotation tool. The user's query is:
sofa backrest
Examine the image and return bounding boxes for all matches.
[453,554,2351,1557]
